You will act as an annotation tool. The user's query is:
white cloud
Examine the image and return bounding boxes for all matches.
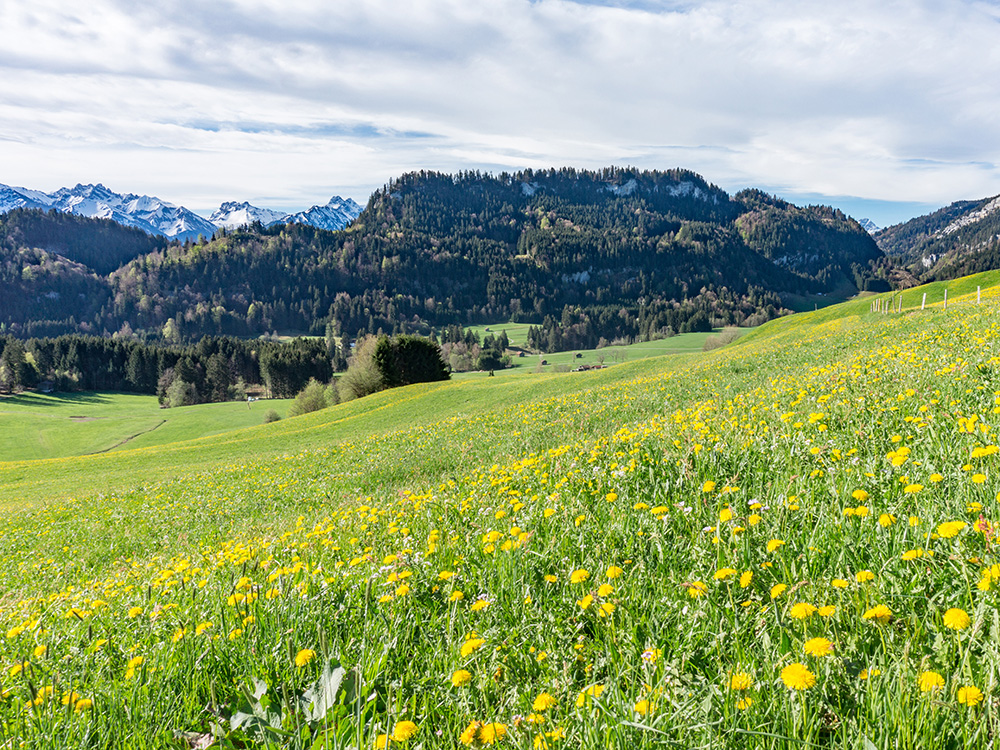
[0,0,998,222]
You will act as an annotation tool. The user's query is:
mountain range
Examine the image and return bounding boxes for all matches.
[0,183,363,241]
[0,166,886,345]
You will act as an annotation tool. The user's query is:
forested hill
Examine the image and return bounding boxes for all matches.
[1,167,884,347]
[875,194,1000,281]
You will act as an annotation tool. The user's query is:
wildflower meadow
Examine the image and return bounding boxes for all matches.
[3,275,1000,748]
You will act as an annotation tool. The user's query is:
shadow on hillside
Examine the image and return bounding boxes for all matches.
[1,391,114,408]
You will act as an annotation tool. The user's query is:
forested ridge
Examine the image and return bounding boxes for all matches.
[875,194,1000,281]
[1,167,885,348]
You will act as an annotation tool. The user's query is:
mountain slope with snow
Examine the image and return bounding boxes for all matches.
[284,196,363,231]
[0,183,364,240]
[210,201,291,229]
[0,182,217,241]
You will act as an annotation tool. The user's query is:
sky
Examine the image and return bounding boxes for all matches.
[1,0,999,227]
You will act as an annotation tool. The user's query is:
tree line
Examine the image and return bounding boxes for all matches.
[0,334,336,403]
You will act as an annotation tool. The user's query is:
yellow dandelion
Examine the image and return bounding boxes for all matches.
[919,671,945,693]
[295,649,316,667]
[736,697,753,710]
[855,570,875,583]
[957,685,984,707]
[780,663,816,690]
[570,569,590,584]
[606,565,624,579]
[770,584,788,599]
[803,637,834,657]
[937,521,967,538]
[789,602,817,619]
[477,723,506,745]
[767,539,785,553]
[533,692,558,711]
[451,669,472,687]
[688,581,708,598]
[392,720,418,742]
[862,605,893,623]
[461,637,486,657]
[943,608,971,630]
[633,699,651,715]
[576,684,604,707]
[729,672,753,691]
[739,571,753,588]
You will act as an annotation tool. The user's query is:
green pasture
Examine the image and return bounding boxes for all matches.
[460,326,746,375]
[0,392,292,462]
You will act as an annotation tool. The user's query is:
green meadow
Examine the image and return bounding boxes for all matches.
[2,272,1000,747]
[0,392,293,462]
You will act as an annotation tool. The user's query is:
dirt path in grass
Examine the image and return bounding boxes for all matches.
[85,420,167,455]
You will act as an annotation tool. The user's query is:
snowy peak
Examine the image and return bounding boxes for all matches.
[0,184,50,213]
[857,218,881,234]
[208,195,361,231]
[285,195,363,231]
[210,201,290,229]
[0,181,217,241]
[1,181,364,238]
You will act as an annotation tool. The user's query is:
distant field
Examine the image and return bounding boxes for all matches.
[456,326,751,378]
[463,321,537,348]
[0,328,744,468]
[0,391,292,462]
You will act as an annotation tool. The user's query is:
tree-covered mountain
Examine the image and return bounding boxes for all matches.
[1,167,884,349]
[875,194,1000,280]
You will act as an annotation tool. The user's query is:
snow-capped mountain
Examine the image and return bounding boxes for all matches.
[0,182,217,241]
[208,196,362,231]
[857,218,881,234]
[0,182,364,240]
[209,201,291,229]
[0,184,52,212]
[283,196,363,231]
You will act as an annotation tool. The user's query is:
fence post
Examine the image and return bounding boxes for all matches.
[921,292,926,310]
[978,286,981,304]
[944,289,948,310]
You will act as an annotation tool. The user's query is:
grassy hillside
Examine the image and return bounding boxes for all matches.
[0,392,293,462]
[3,271,1000,747]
